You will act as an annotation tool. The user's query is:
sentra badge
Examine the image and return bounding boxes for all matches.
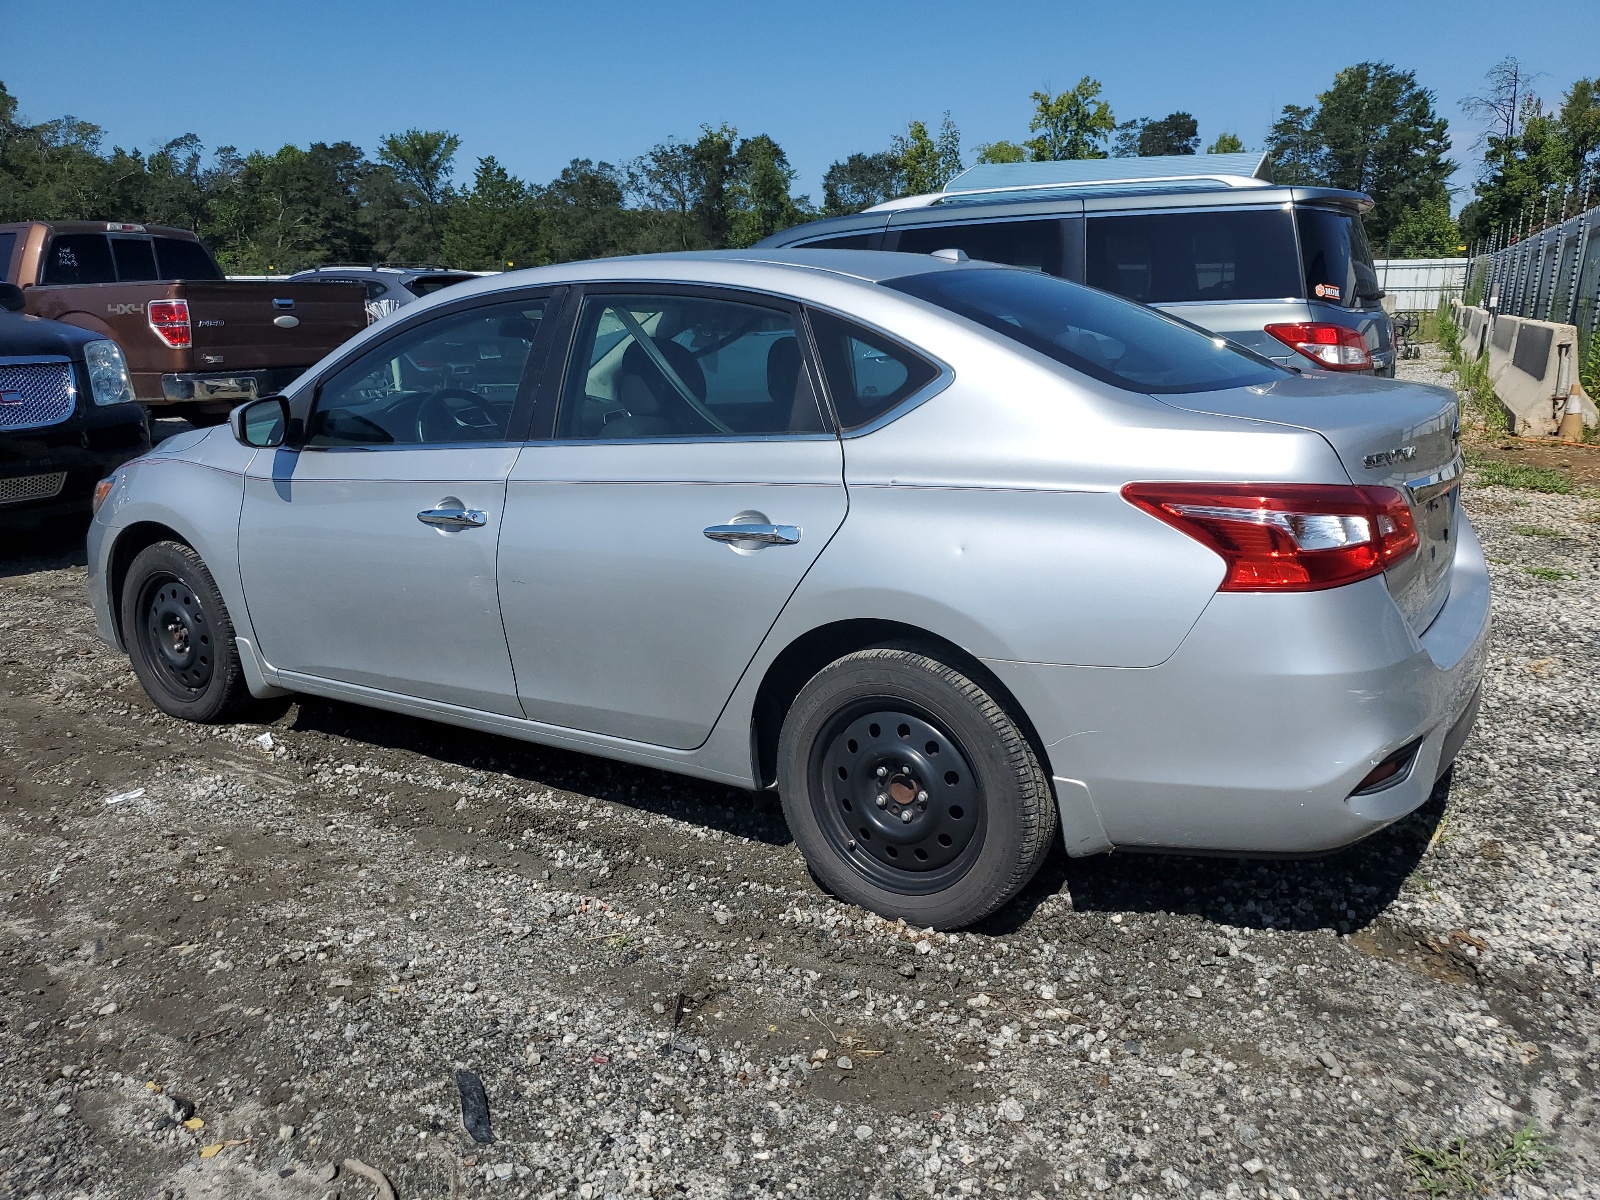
[1363,446,1417,469]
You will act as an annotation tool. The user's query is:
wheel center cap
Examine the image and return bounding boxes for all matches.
[888,775,918,806]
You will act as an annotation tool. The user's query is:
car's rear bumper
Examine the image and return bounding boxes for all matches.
[148,367,308,408]
[988,514,1490,856]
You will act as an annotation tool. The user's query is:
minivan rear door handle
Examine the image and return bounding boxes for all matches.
[418,503,487,530]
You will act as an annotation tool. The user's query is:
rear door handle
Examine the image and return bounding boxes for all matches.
[703,523,800,546]
[418,504,488,530]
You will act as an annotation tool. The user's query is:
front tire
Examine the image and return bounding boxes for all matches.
[777,646,1056,929]
[121,540,252,723]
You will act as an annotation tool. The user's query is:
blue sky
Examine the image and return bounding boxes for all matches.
[3,0,1594,210]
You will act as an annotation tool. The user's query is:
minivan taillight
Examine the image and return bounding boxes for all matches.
[1264,322,1371,371]
[147,299,191,349]
[1121,482,1419,592]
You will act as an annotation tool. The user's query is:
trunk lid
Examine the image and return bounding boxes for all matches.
[185,281,366,370]
[1157,371,1462,633]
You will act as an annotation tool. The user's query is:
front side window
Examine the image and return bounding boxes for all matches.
[797,233,876,250]
[557,293,828,439]
[887,267,1286,395]
[1085,209,1301,304]
[306,299,549,447]
[1297,207,1381,310]
[807,310,939,431]
[893,218,1067,276]
[41,234,116,285]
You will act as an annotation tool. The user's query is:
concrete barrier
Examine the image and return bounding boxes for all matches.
[1486,315,1597,437]
[1456,304,1491,360]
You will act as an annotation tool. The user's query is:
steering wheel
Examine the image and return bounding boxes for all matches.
[415,387,503,443]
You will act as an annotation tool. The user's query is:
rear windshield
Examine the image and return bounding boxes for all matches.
[1296,207,1380,310]
[41,233,221,284]
[886,267,1287,395]
[405,274,474,297]
[1086,208,1302,304]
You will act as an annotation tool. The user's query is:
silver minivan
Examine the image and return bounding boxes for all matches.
[757,152,1396,377]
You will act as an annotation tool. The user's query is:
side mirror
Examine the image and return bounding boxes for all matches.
[230,395,290,448]
[0,282,25,313]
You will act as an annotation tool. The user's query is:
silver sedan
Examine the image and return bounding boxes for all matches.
[87,251,1488,929]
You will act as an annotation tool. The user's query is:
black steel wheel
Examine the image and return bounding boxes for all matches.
[121,540,253,723]
[778,645,1057,929]
[811,705,985,895]
[136,573,215,698]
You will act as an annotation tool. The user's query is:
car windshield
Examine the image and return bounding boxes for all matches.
[885,267,1288,394]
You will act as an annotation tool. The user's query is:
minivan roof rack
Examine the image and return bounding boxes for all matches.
[938,151,1273,196]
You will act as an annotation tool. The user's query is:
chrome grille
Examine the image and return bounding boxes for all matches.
[0,358,77,431]
[0,472,67,505]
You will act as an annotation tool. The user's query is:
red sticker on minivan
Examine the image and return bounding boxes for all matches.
[1314,283,1341,300]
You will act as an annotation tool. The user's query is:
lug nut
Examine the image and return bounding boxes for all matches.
[876,766,888,778]
[900,809,914,823]
[875,794,888,808]
[917,790,928,803]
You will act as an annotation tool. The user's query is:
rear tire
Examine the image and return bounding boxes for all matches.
[121,540,253,723]
[777,646,1056,930]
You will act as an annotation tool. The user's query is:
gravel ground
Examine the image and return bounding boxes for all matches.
[2,355,1597,1200]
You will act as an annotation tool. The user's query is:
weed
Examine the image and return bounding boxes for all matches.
[1404,1122,1551,1196]
[1521,566,1575,581]
[1508,525,1565,538]
[1467,457,1573,494]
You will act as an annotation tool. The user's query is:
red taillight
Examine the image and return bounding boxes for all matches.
[147,299,191,349]
[1264,322,1372,371]
[1122,482,1419,592]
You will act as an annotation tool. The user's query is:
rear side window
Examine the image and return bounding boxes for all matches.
[886,267,1286,395]
[1297,208,1381,310]
[797,234,877,250]
[110,237,159,282]
[893,219,1066,276]
[808,309,939,430]
[0,232,17,278]
[1086,209,1301,304]
[153,237,223,281]
[41,234,117,285]
[406,274,474,297]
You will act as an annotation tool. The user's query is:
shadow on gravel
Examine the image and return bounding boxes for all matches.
[286,696,795,847]
[978,773,1452,938]
[0,514,89,578]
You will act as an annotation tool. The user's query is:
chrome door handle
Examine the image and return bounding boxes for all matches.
[417,505,487,530]
[703,523,800,546]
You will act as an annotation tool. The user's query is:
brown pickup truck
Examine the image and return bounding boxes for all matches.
[0,221,366,422]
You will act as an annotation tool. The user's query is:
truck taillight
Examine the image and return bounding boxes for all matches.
[1121,482,1419,592]
[147,299,191,349]
[1264,322,1372,371]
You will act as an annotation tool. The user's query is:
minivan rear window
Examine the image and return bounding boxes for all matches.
[1086,209,1301,304]
[1297,208,1381,310]
[886,267,1287,395]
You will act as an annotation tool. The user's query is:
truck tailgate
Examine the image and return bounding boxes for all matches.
[185,281,366,370]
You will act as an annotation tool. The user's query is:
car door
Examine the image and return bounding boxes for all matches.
[498,285,846,749]
[237,291,559,715]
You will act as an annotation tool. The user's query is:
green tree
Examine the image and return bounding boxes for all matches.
[1266,63,1455,244]
[729,133,807,247]
[442,156,541,269]
[690,123,740,249]
[892,113,962,194]
[1386,197,1460,256]
[1206,132,1245,154]
[1556,77,1600,178]
[1023,78,1115,160]
[1139,112,1200,156]
[630,137,702,249]
[974,139,1028,164]
[377,128,460,249]
[535,158,629,264]
[1461,96,1573,244]
[821,150,902,215]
